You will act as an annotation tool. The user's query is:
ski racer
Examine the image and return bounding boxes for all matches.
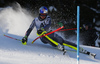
[22,6,78,52]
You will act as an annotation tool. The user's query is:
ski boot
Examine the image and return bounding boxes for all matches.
[57,44,66,55]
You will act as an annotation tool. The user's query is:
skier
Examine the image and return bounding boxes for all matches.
[22,6,77,52]
[21,6,96,57]
[81,22,100,47]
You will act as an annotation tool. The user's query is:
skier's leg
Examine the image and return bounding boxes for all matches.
[64,40,96,57]
[63,40,90,53]
[48,33,80,51]
[47,33,64,45]
[40,37,48,44]
[46,33,66,51]
[40,33,65,50]
[63,40,77,50]
[40,33,96,57]
[40,36,57,47]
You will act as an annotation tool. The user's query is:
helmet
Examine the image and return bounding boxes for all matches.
[39,6,48,14]
[39,6,48,21]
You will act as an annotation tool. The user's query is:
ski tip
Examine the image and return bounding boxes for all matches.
[90,53,96,58]
[94,54,96,58]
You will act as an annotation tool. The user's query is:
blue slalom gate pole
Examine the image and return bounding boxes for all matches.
[77,6,80,64]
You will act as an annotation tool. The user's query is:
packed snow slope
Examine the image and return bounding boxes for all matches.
[0,5,100,64]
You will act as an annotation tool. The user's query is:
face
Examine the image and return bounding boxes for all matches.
[85,26,88,30]
[39,13,47,20]
[40,16,46,19]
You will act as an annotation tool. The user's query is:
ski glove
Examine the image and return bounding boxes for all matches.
[37,29,43,34]
[58,22,63,27]
[37,27,44,34]
[22,36,27,45]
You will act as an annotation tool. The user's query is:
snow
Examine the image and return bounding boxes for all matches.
[0,5,100,64]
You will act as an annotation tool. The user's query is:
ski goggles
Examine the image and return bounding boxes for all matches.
[39,13,47,16]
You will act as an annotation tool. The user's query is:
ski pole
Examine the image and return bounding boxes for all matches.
[59,28,77,31]
[32,27,82,44]
[4,34,22,41]
[4,27,81,44]
[59,27,82,31]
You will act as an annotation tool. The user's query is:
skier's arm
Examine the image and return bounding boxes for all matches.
[25,19,35,37]
[22,19,35,44]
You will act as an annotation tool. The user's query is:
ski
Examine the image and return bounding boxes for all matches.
[89,53,96,58]
[64,48,96,58]
[79,48,96,58]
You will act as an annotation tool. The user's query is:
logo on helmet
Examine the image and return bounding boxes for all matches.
[44,10,47,13]
[39,6,48,14]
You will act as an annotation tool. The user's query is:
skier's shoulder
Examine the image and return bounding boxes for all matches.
[32,17,39,22]
[47,15,51,19]
[46,15,51,21]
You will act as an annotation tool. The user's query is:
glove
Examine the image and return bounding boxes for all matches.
[37,27,44,34]
[22,36,27,45]
[40,27,44,31]
[58,22,63,27]
[37,29,43,34]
